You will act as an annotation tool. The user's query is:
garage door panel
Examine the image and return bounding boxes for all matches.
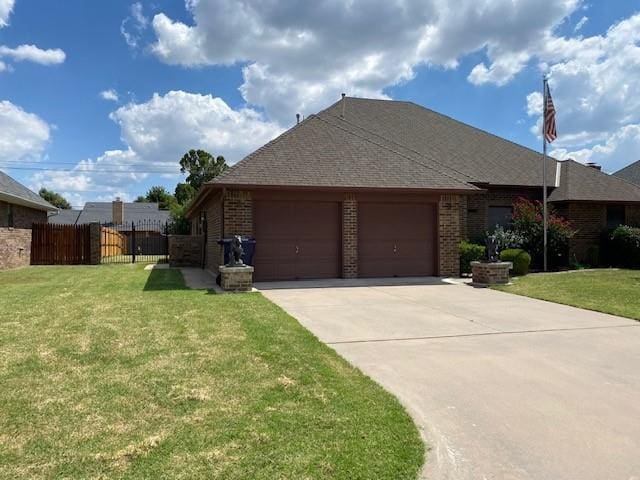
[254,200,340,281]
[359,202,436,277]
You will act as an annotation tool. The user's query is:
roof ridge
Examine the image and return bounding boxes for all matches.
[314,114,477,190]
[402,100,558,163]
[321,111,475,183]
[570,158,640,192]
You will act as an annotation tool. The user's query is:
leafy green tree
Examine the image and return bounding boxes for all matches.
[174,182,196,205]
[136,186,176,210]
[39,188,71,209]
[179,149,228,191]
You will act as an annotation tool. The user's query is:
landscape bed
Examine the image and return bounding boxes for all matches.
[0,264,423,479]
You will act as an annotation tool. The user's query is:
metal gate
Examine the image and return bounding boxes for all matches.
[101,219,172,264]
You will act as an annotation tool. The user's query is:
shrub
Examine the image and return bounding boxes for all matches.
[499,248,531,275]
[460,241,485,274]
[486,226,524,253]
[511,197,575,269]
[602,225,640,268]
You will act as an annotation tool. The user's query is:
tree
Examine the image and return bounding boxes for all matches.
[174,182,196,205]
[179,149,228,191]
[136,186,176,210]
[39,188,71,209]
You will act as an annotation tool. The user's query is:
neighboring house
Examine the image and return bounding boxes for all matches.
[613,160,640,187]
[49,198,170,227]
[0,171,56,270]
[185,97,640,281]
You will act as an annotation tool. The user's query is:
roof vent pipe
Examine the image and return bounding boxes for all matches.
[586,162,602,171]
[340,93,346,118]
[296,113,300,125]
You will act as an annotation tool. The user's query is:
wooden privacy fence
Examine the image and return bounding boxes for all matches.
[31,223,91,265]
[101,227,127,257]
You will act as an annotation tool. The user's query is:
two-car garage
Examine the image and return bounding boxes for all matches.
[252,196,438,281]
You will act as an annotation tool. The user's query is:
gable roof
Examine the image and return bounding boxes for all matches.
[613,160,640,187]
[0,171,56,211]
[76,202,170,225]
[48,209,82,225]
[211,112,478,192]
[549,160,640,203]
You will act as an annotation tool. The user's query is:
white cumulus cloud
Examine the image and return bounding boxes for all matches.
[100,89,119,102]
[0,0,14,28]
[32,91,283,203]
[0,44,66,65]
[528,14,640,171]
[109,90,283,164]
[0,100,50,163]
[149,0,580,123]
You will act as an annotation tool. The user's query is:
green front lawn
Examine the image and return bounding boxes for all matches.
[494,269,640,321]
[0,265,423,479]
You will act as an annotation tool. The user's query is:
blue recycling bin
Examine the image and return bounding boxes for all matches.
[217,236,256,266]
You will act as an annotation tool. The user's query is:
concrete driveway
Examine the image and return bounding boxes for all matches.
[258,278,640,480]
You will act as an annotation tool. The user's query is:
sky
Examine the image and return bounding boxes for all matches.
[0,0,639,208]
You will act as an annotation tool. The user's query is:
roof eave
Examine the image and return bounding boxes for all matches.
[207,182,482,195]
[0,192,56,212]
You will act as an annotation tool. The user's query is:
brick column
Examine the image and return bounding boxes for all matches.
[223,190,253,236]
[88,222,101,265]
[439,194,461,277]
[342,193,358,278]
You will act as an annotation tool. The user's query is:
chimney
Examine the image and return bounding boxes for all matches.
[340,93,346,118]
[296,113,300,125]
[586,162,602,171]
[112,197,124,225]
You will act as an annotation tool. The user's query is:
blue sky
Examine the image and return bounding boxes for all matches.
[1,0,639,207]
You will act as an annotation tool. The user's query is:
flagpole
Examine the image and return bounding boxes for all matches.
[542,75,548,272]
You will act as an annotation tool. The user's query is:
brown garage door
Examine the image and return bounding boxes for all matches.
[359,202,437,277]
[253,200,341,281]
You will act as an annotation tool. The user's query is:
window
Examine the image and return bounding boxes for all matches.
[607,205,625,229]
[488,206,513,232]
[7,204,14,228]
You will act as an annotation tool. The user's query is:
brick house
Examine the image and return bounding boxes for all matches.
[0,171,56,270]
[185,97,640,281]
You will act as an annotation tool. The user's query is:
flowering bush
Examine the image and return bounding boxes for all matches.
[511,197,575,269]
[489,225,525,252]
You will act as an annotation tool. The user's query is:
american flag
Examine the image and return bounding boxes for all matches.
[543,81,557,143]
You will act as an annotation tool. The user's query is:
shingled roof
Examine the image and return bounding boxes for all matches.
[613,160,640,187]
[199,96,640,206]
[548,160,640,203]
[211,111,478,192]
[0,171,55,211]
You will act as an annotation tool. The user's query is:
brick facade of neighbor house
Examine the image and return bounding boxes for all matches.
[565,203,607,263]
[439,194,461,277]
[0,201,47,270]
[342,193,358,278]
[626,205,640,227]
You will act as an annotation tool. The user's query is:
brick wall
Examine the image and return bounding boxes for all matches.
[0,227,32,269]
[439,194,461,277]
[223,190,253,236]
[465,193,488,241]
[626,206,640,227]
[567,202,606,262]
[342,193,358,278]
[0,201,47,270]
[204,192,223,273]
[169,235,204,267]
[458,195,468,240]
[464,188,542,241]
[0,201,47,228]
